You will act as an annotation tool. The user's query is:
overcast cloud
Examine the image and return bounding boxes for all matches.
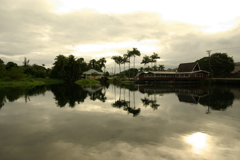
[1,0,240,71]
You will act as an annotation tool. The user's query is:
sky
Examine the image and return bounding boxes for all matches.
[1,0,240,72]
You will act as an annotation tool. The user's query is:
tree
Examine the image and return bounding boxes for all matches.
[116,56,124,73]
[141,55,151,67]
[128,48,141,69]
[197,53,234,77]
[0,59,5,78]
[89,59,98,70]
[111,56,118,75]
[150,52,160,66]
[127,48,141,78]
[23,57,30,67]
[158,64,165,71]
[97,58,107,72]
[50,54,86,82]
[51,55,68,79]
[122,54,129,72]
[5,62,18,70]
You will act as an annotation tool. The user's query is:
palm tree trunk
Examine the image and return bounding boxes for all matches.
[134,56,135,68]
[129,58,130,78]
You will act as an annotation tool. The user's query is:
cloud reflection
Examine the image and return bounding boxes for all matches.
[186,132,208,154]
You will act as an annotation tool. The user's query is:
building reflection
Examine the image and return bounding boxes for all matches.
[0,84,236,115]
[138,85,235,113]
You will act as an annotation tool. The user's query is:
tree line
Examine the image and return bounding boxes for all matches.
[0,55,108,82]
[111,48,165,78]
[0,49,236,82]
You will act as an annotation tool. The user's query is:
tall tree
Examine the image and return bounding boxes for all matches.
[141,55,151,67]
[158,64,165,71]
[111,56,118,75]
[197,52,234,77]
[98,58,107,72]
[150,52,160,66]
[89,59,98,70]
[127,48,141,78]
[112,56,123,73]
[23,57,30,67]
[128,48,141,68]
[122,54,129,72]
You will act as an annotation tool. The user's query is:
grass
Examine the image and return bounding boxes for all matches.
[75,78,101,86]
[0,78,64,87]
[107,78,136,85]
[34,78,64,85]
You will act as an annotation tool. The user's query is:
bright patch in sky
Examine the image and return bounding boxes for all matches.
[69,40,161,57]
[50,0,240,33]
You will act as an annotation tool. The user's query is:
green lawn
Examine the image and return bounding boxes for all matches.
[0,78,64,87]
[75,79,101,86]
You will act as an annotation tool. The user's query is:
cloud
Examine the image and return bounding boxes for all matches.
[0,0,240,70]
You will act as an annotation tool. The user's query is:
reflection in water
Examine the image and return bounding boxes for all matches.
[0,84,236,114]
[0,85,47,109]
[186,132,208,154]
[199,88,234,111]
[49,84,107,107]
[1,84,240,160]
[139,85,235,113]
[112,85,141,117]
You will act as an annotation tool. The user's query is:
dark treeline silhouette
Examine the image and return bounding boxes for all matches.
[0,56,107,82]
[139,84,235,112]
[0,86,47,109]
[1,84,236,115]
[199,87,234,111]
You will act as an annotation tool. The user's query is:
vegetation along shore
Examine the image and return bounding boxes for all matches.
[1,48,239,87]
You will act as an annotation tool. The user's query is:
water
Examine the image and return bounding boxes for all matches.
[0,84,240,160]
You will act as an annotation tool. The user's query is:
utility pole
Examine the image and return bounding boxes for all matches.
[206,50,212,78]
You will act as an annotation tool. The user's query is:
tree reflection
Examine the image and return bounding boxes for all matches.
[141,97,160,110]
[49,84,88,107]
[112,84,141,117]
[199,87,234,111]
[50,84,107,108]
[0,86,47,109]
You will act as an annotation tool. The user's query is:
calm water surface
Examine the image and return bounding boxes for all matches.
[0,84,240,160]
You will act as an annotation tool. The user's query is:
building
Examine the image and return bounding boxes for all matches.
[83,69,103,79]
[138,62,209,82]
[232,62,240,73]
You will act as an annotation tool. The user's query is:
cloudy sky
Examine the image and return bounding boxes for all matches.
[1,0,240,71]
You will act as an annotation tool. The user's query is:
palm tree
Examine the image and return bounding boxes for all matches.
[127,50,132,78]
[89,59,97,69]
[122,54,129,72]
[111,56,117,75]
[129,48,141,68]
[127,48,141,78]
[141,55,151,67]
[158,64,165,71]
[150,52,160,66]
[98,58,106,72]
[115,56,123,73]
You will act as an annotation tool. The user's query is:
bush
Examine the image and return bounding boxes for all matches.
[5,67,26,80]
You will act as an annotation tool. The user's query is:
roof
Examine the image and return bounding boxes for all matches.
[232,62,240,73]
[177,62,200,72]
[140,70,209,75]
[177,94,199,104]
[83,69,103,75]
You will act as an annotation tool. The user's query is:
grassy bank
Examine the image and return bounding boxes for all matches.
[75,79,101,86]
[107,78,136,85]
[200,78,240,85]
[0,78,64,87]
